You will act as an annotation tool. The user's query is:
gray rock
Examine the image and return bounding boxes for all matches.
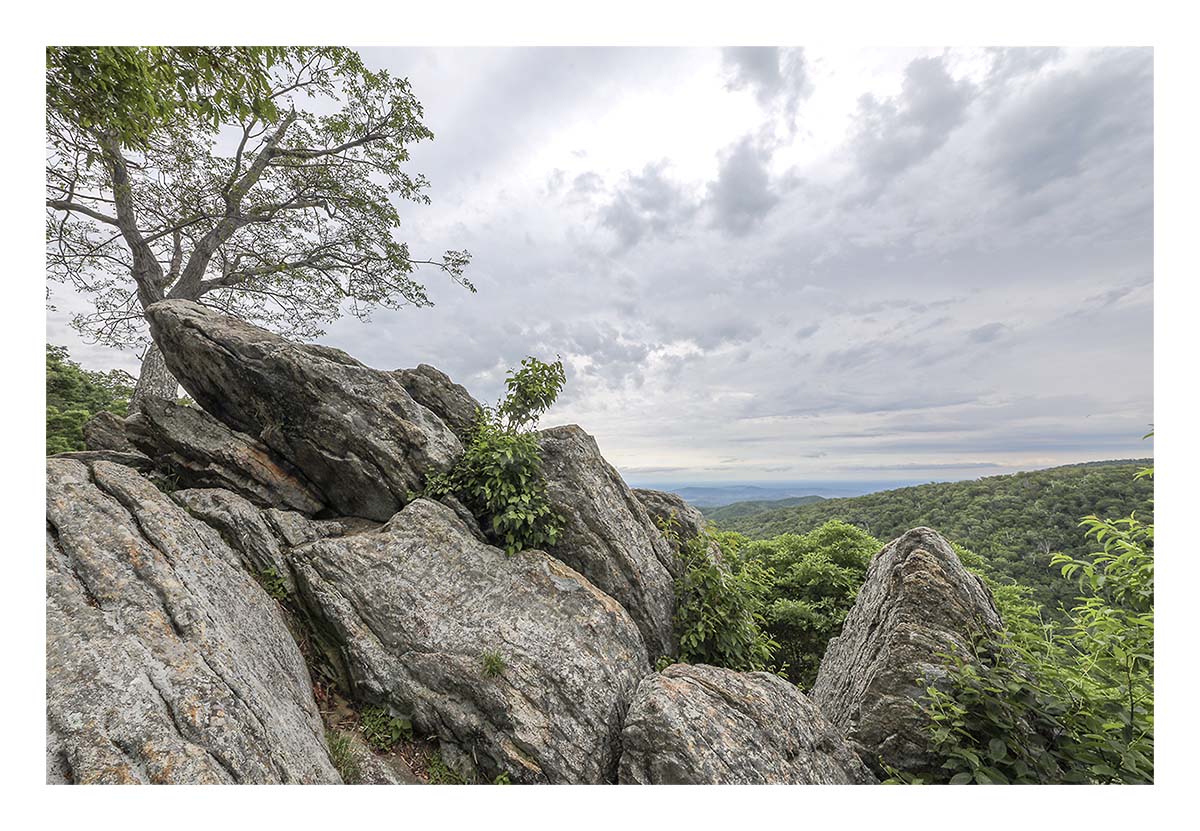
[46,459,340,784]
[633,488,719,574]
[288,498,649,784]
[619,663,877,784]
[126,397,324,514]
[172,488,295,592]
[145,300,463,521]
[82,410,136,453]
[394,363,482,444]
[263,508,370,548]
[51,449,154,473]
[811,527,1003,777]
[539,425,678,659]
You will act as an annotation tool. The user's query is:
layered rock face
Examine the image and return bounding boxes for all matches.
[540,426,679,659]
[46,458,339,784]
[394,363,482,444]
[145,300,462,521]
[126,398,325,514]
[633,487,722,573]
[288,499,649,784]
[619,664,877,785]
[811,527,1003,776]
[81,410,137,453]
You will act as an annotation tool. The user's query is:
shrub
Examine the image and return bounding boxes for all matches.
[359,706,413,752]
[481,650,507,678]
[740,520,878,687]
[900,462,1154,784]
[672,531,777,672]
[426,356,565,555]
[325,729,362,784]
[256,567,289,601]
[426,752,466,784]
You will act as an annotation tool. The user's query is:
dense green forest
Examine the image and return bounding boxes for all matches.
[701,494,825,524]
[46,344,134,454]
[709,461,1153,615]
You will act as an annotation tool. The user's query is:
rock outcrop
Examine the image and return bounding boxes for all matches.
[619,664,877,785]
[811,527,1003,776]
[394,363,482,444]
[539,426,678,659]
[51,449,154,473]
[127,397,324,514]
[633,488,721,573]
[288,498,649,784]
[145,300,462,521]
[46,458,339,784]
[82,410,137,453]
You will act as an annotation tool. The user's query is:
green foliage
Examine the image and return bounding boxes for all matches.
[481,650,507,678]
[425,357,564,555]
[256,568,289,602]
[46,344,134,454]
[740,521,879,687]
[325,729,362,784]
[903,465,1154,785]
[717,460,1153,617]
[426,752,466,785]
[492,772,512,785]
[359,706,413,753]
[47,47,287,149]
[672,531,777,672]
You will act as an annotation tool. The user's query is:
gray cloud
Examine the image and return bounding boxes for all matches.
[707,136,780,235]
[600,161,698,250]
[722,46,811,125]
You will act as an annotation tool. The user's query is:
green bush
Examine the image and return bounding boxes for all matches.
[359,706,413,752]
[46,344,134,454]
[672,531,777,672]
[900,462,1154,784]
[426,752,466,784]
[426,357,565,555]
[481,650,507,678]
[740,520,878,687]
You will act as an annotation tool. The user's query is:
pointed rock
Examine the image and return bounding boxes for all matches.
[539,425,678,659]
[394,363,482,444]
[82,410,137,453]
[145,300,462,521]
[811,527,1003,776]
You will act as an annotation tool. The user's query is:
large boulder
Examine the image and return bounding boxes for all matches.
[82,410,137,453]
[51,449,154,473]
[618,664,877,784]
[811,527,1003,776]
[288,498,649,784]
[394,363,482,444]
[126,397,324,514]
[539,425,678,659]
[46,458,339,784]
[145,300,462,521]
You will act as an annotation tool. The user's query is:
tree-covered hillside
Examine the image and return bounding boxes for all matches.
[46,344,134,454]
[712,461,1153,615]
[702,495,825,524]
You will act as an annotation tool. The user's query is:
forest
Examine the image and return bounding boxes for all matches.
[708,461,1154,616]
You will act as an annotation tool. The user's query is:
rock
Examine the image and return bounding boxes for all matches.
[82,410,136,453]
[327,729,422,785]
[539,425,678,659]
[618,664,877,785]
[811,527,1003,777]
[145,300,462,521]
[262,508,371,548]
[51,449,154,473]
[125,397,324,514]
[633,488,719,573]
[633,488,707,547]
[172,488,295,592]
[46,459,340,784]
[394,364,482,444]
[288,498,649,784]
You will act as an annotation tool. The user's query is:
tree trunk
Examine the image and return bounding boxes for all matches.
[129,343,179,413]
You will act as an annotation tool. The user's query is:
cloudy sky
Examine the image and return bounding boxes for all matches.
[47,46,1154,487]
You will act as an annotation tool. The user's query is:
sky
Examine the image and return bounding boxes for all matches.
[46,46,1154,487]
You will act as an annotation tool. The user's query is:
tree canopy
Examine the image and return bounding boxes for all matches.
[46,344,134,454]
[46,47,473,401]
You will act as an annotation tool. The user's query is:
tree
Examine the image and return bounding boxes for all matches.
[46,344,134,454]
[46,47,473,409]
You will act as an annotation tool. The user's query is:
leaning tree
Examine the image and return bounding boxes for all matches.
[46,47,472,410]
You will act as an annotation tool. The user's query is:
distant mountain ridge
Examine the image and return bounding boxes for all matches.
[663,485,826,508]
[701,495,826,523]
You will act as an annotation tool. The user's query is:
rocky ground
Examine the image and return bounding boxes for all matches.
[46,299,1004,785]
